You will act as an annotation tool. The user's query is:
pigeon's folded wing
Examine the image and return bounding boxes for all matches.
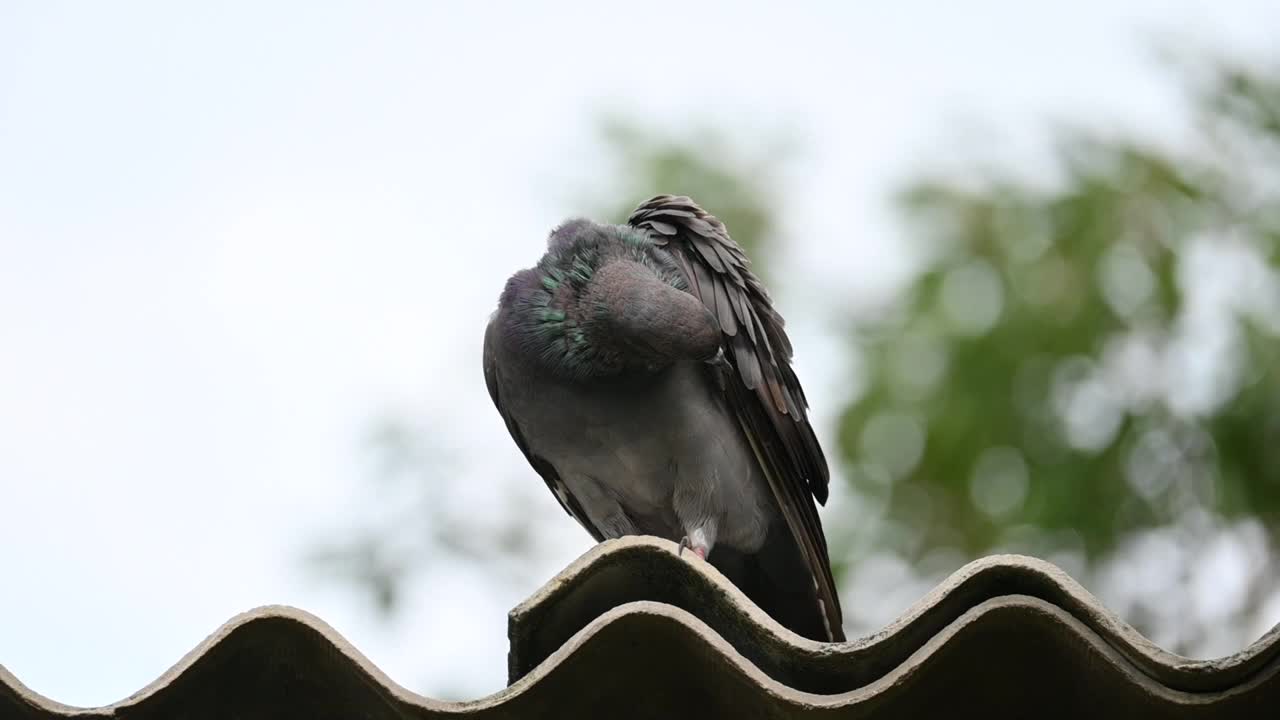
[628,195,845,641]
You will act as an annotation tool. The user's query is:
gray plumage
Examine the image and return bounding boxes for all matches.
[483,196,845,642]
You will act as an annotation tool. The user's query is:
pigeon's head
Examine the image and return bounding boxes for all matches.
[500,219,721,380]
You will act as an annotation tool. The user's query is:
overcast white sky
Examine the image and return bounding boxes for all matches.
[2,0,1278,707]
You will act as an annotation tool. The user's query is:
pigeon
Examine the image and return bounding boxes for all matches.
[483,195,845,642]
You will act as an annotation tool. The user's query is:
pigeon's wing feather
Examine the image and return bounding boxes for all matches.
[483,317,606,542]
[629,195,845,641]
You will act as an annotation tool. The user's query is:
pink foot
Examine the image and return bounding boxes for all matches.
[678,535,708,560]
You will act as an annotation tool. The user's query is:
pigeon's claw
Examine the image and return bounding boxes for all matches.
[677,535,708,560]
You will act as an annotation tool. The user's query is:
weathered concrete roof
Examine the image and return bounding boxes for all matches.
[3,536,1279,718]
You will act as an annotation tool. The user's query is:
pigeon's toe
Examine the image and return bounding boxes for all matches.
[677,535,708,560]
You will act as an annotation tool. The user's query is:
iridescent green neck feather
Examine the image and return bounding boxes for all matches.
[500,219,718,381]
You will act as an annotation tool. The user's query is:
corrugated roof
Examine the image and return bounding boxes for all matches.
[3,536,1278,719]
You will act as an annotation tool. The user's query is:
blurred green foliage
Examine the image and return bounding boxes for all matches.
[839,58,1280,565]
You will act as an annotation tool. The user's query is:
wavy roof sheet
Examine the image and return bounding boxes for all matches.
[3,536,1278,718]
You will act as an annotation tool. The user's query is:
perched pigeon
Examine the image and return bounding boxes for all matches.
[483,195,845,642]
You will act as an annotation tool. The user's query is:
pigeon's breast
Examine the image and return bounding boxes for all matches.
[534,370,694,508]
[515,361,771,550]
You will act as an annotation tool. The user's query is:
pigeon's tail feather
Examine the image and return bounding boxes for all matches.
[711,528,846,643]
